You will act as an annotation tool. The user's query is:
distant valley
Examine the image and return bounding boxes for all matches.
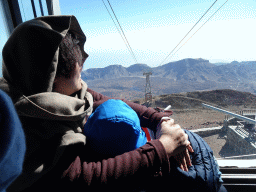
[82,58,256,100]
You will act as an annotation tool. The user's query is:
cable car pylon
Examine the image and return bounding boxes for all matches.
[143,72,152,107]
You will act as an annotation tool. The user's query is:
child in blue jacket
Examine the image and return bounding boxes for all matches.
[84,99,147,159]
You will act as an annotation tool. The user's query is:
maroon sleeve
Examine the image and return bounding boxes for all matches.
[60,140,170,190]
[87,88,172,131]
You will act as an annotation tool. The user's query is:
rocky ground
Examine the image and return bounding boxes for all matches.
[168,109,227,158]
[171,109,226,130]
[167,109,255,159]
[133,89,256,158]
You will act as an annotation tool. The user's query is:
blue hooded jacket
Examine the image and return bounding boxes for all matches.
[0,90,26,192]
[84,99,147,158]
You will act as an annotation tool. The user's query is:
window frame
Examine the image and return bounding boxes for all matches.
[0,0,61,36]
[218,160,256,189]
[0,0,255,189]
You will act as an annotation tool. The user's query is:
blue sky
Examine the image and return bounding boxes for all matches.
[59,0,256,69]
[1,0,256,71]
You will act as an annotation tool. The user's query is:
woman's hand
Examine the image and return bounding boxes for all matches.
[174,145,194,171]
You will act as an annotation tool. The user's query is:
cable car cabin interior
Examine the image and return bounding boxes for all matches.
[0,0,256,191]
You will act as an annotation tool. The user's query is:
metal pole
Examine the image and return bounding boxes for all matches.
[46,0,61,15]
[202,103,256,124]
[30,0,37,18]
[0,0,15,35]
[143,72,152,104]
[39,0,44,16]
[6,0,22,28]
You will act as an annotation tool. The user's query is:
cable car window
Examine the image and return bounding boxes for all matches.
[60,0,256,161]
[0,3,9,77]
[33,0,44,17]
[18,0,48,21]
[18,0,34,21]
[1,1,255,191]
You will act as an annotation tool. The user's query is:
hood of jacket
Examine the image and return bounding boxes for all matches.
[0,15,93,121]
[0,16,94,191]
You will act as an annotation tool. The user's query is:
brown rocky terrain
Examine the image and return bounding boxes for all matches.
[133,89,256,130]
[134,89,256,158]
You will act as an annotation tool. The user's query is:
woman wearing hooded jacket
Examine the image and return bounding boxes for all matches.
[0,15,225,192]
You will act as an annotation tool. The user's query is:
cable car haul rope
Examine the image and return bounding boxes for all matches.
[101,0,229,66]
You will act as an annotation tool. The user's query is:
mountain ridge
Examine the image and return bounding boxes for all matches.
[82,58,256,100]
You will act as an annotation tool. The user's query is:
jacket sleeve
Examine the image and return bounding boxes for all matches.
[87,88,173,131]
[59,140,170,191]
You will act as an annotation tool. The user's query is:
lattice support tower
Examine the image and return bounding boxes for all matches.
[143,72,152,104]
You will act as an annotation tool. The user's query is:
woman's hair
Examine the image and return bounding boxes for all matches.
[56,31,84,78]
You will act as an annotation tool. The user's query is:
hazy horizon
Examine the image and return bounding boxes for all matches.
[82,58,256,70]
